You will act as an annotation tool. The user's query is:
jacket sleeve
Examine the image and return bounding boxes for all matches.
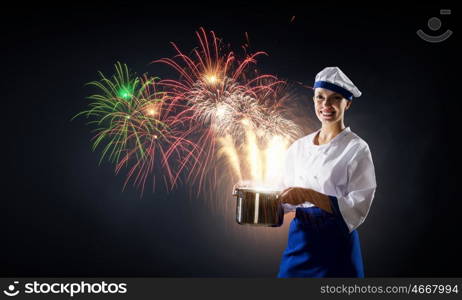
[336,146,377,232]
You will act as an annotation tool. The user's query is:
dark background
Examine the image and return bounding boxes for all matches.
[3,3,459,277]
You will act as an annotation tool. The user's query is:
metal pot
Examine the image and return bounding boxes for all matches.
[233,187,284,227]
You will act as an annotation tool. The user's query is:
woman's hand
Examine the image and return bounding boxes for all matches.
[279,187,333,214]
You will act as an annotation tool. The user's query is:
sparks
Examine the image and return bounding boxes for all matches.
[204,74,220,85]
[73,62,200,195]
[154,28,302,194]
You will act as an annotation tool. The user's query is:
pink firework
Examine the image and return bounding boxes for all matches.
[113,75,201,196]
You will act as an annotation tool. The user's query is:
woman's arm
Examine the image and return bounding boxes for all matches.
[279,187,333,213]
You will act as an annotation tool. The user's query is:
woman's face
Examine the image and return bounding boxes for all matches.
[313,88,352,124]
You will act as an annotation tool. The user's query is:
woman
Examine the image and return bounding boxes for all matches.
[277,66,376,278]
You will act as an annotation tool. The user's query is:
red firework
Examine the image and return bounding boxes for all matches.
[114,75,201,196]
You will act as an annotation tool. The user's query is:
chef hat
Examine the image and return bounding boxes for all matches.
[313,67,361,100]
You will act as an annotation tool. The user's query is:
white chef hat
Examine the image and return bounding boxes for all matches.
[313,67,361,100]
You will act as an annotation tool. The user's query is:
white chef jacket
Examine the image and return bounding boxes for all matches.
[280,127,376,232]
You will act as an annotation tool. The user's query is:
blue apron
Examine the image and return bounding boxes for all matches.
[277,197,364,278]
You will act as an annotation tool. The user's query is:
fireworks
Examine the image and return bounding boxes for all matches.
[156,30,285,130]
[73,62,200,194]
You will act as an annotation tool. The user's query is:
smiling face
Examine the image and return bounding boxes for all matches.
[313,88,352,124]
